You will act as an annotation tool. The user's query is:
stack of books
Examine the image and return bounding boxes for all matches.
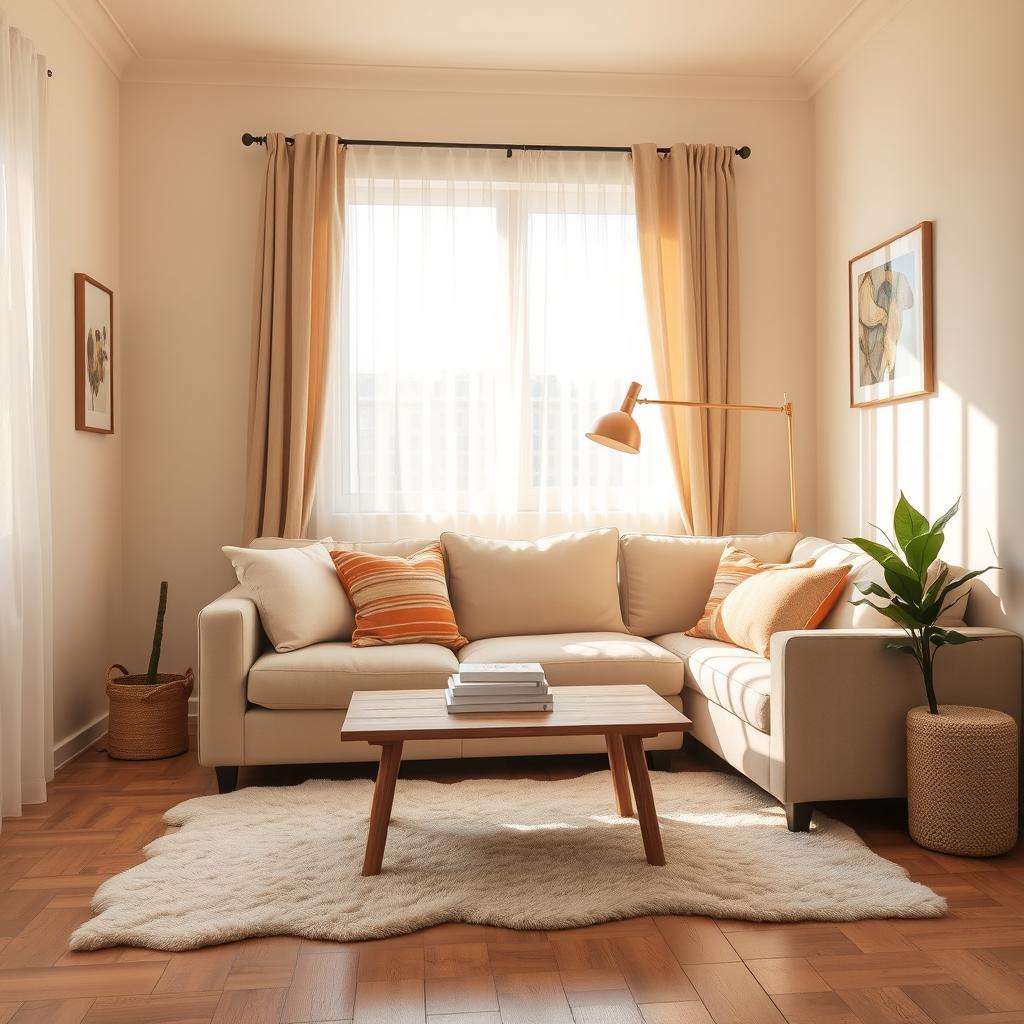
[445,662,552,714]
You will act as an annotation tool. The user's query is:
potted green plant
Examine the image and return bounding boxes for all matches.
[846,494,1017,856]
[106,582,194,760]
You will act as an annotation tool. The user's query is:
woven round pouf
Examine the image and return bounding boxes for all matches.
[906,704,1019,857]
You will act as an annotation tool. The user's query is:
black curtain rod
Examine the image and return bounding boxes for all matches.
[240,132,751,160]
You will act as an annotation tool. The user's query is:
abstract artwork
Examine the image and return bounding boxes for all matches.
[75,273,114,433]
[849,222,933,408]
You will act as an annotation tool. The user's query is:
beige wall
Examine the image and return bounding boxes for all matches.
[4,1,122,756]
[119,83,816,672]
[814,0,1024,630]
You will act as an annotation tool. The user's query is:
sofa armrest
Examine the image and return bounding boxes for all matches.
[197,585,265,766]
[768,627,1022,804]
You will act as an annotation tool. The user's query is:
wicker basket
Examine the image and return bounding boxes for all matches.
[106,664,194,761]
[906,704,1019,857]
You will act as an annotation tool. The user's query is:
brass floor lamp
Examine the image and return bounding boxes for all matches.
[586,381,798,532]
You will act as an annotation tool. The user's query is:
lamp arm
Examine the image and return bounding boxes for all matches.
[634,394,798,533]
[636,398,787,414]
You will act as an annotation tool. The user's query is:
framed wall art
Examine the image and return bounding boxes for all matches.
[849,221,933,409]
[75,273,114,433]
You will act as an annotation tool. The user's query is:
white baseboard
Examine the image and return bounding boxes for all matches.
[53,711,110,772]
[52,698,201,772]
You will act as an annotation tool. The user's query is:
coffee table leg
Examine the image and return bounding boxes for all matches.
[622,735,666,866]
[605,733,635,818]
[361,740,403,876]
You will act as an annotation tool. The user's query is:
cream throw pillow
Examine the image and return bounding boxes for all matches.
[223,543,354,651]
[715,563,852,658]
[441,528,625,641]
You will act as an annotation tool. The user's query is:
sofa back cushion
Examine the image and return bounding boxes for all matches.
[441,529,625,641]
[619,531,800,637]
[792,536,971,628]
[251,536,435,558]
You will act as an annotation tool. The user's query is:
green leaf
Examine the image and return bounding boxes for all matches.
[853,579,890,599]
[844,536,917,581]
[877,603,924,629]
[905,530,944,580]
[894,492,929,552]
[884,566,923,606]
[886,641,917,655]
[930,629,980,647]
[868,521,899,551]
[930,496,962,535]
[923,565,950,608]
[936,566,998,607]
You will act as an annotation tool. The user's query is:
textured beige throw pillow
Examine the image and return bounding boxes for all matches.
[715,563,852,658]
[223,542,354,651]
[686,546,814,642]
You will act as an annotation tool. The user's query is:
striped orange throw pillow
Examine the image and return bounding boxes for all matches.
[330,543,468,650]
[685,545,814,642]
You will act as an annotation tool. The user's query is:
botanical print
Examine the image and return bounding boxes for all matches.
[849,223,932,408]
[75,274,114,433]
[86,324,110,415]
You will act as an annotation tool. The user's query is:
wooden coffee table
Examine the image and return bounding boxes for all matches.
[340,684,691,876]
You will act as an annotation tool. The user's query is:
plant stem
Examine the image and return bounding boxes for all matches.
[146,581,168,684]
[921,626,939,714]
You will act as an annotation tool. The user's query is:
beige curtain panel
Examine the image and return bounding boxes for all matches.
[243,133,345,541]
[631,143,739,537]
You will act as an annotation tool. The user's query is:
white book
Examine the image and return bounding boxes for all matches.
[457,662,546,683]
[447,681,550,704]
[449,675,549,697]
[444,689,553,714]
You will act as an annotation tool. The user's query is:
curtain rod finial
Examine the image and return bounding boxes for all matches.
[736,145,751,159]
[242,132,265,147]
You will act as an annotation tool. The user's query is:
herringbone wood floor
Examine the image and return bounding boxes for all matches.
[2,727,1024,1023]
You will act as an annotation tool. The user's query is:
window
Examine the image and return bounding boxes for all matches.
[313,146,680,541]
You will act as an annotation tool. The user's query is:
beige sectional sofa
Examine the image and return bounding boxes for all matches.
[198,528,1022,830]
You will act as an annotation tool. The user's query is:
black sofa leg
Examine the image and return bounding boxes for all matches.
[647,750,673,772]
[785,802,814,832]
[216,766,239,794]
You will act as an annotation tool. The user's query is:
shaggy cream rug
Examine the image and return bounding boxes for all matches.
[70,771,944,951]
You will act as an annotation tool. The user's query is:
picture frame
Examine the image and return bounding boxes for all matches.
[75,273,114,433]
[849,221,933,409]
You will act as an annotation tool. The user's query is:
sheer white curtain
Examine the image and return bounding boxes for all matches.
[0,19,52,824]
[313,145,680,541]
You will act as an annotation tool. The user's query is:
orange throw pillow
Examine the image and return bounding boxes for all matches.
[330,543,468,650]
[686,545,814,642]
[715,563,853,658]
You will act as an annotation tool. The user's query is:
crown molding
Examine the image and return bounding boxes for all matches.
[53,0,906,101]
[121,58,809,102]
[52,0,137,77]
[794,0,912,95]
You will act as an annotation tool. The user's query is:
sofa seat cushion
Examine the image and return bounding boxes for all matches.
[457,633,684,696]
[654,632,771,733]
[247,643,459,710]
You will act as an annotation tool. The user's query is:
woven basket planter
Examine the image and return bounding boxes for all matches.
[106,664,194,761]
[906,704,1019,857]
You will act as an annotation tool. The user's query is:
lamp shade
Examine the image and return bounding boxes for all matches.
[586,410,641,454]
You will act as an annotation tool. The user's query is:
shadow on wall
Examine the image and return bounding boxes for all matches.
[858,383,1015,630]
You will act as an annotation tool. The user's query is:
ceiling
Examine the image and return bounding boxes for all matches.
[69,0,903,96]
